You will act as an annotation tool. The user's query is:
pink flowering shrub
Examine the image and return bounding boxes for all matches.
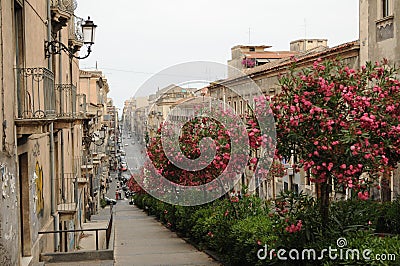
[285,220,303,233]
[271,58,400,221]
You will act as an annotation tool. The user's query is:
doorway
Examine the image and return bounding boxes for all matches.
[19,152,31,256]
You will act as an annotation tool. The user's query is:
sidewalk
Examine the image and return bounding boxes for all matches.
[114,200,220,266]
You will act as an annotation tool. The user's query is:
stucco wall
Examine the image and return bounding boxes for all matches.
[360,0,400,66]
[0,0,21,264]
[0,156,18,266]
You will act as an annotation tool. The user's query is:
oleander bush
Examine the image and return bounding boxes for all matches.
[132,192,400,265]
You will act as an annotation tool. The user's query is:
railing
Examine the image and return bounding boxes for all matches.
[105,208,113,249]
[51,0,77,14]
[15,67,55,119]
[68,16,84,43]
[55,84,77,118]
[57,174,77,212]
[77,94,87,115]
[39,206,114,251]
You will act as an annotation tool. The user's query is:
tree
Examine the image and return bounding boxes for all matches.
[271,58,400,223]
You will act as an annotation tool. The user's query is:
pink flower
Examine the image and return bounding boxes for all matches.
[230,196,239,203]
[357,191,369,201]
[250,158,258,164]
[285,220,302,233]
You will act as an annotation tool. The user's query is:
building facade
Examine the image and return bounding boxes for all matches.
[359,0,399,66]
[0,1,114,264]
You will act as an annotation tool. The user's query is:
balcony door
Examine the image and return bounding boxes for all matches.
[14,0,25,118]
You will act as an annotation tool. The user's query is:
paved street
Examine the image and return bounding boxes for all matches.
[108,133,219,266]
[113,201,220,266]
[121,134,145,175]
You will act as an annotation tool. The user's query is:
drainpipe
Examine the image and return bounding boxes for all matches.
[50,123,59,251]
[47,0,59,251]
[59,32,65,203]
[0,0,5,153]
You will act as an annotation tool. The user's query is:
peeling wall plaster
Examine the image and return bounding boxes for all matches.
[0,164,15,200]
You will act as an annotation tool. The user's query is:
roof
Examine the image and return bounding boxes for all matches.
[214,40,359,85]
[244,40,359,76]
[290,38,328,44]
[243,51,297,59]
[232,45,272,50]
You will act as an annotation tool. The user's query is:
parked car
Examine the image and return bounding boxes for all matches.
[119,162,128,172]
[104,197,117,205]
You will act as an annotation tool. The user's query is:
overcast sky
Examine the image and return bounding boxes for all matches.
[76,0,359,109]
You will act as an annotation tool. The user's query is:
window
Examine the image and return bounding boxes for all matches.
[292,184,299,194]
[15,0,25,118]
[382,0,389,17]
[284,182,288,192]
[249,47,255,52]
[305,169,311,186]
[14,1,24,68]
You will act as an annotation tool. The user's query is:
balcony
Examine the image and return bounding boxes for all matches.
[68,16,84,52]
[15,67,56,134]
[77,94,87,115]
[57,174,77,213]
[376,15,394,42]
[15,67,55,119]
[55,84,77,118]
[81,155,94,174]
[50,0,76,32]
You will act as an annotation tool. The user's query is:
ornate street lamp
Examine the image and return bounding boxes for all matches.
[45,16,97,59]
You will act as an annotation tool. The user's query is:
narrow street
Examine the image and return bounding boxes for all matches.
[112,201,219,266]
[106,132,220,266]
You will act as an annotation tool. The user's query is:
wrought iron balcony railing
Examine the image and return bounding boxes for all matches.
[77,93,87,115]
[55,84,77,118]
[57,174,77,212]
[15,67,56,119]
